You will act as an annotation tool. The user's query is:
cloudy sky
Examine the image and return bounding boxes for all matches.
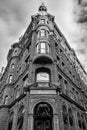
[0,0,87,72]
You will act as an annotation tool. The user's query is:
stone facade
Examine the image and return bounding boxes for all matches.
[0,3,87,130]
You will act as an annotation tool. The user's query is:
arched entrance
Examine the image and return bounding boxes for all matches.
[34,102,53,130]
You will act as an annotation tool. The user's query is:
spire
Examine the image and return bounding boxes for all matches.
[38,3,47,12]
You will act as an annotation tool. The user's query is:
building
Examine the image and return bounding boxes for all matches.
[0,3,87,130]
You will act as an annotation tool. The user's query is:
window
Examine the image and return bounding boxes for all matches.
[41,43,45,53]
[8,75,13,83]
[37,29,49,38]
[4,95,9,105]
[68,108,74,126]
[41,19,45,24]
[62,105,68,125]
[27,43,31,52]
[37,44,40,53]
[7,112,14,130]
[36,72,49,82]
[25,56,30,65]
[64,80,68,93]
[14,48,18,54]
[40,29,46,37]
[23,74,28,87]
[16,89,20,98]
[47,44,49,53]
[17,106,25,130]
[11,63,15,69]
[37,43,49,54]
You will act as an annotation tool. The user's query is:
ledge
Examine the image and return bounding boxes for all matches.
[60,92,85,111]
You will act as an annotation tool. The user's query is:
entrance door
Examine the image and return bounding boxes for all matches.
[34,102,53,130]
[35,118,52,130]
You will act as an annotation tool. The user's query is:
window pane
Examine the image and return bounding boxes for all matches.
[37,72,49,82]
[41,43,45,53]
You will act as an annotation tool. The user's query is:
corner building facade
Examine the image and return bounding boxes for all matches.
[0,3,87,130]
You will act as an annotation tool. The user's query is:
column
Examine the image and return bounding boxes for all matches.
[27,114,33,130]
[12,104,18,130]
[53,114,59,130]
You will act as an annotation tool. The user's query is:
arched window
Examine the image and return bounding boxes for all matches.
[68,108,74,126]
[7,112,14,130]
[62,105,68,125]
[8,75,13,83]
[77,112,82,129]
[4,95,10,105]
[11,63,15,69]
[17,105,25,130]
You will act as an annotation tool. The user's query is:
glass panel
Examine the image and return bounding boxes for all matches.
[37,72,49,82]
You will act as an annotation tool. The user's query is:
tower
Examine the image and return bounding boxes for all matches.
[0,3,87,130]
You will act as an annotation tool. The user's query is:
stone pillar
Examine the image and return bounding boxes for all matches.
[27,114,33,130]
[12,104,18,130]
[53,114,59,130]
[0,107,9,130]
[23,92,29,130]
[57,92,64,130]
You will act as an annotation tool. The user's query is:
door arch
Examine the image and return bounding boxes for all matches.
[34,102,53,130]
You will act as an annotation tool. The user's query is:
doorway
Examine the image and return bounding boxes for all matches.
[34,102,53,130]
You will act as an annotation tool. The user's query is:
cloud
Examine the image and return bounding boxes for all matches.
[0,0,87,73]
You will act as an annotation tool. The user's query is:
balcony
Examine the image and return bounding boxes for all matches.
[36,82,49,87]
[33,53,53,64]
